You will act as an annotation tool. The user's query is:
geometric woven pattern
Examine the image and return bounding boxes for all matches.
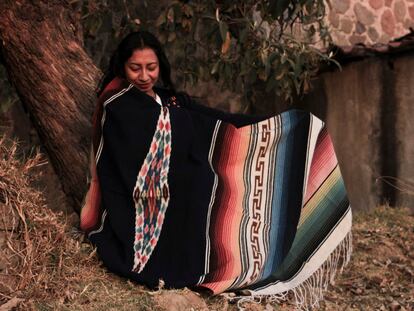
[132,106,172,273]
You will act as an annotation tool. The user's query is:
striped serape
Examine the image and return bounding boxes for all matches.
[81,78,351,310]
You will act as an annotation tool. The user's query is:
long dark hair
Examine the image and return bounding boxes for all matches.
[97,31,175,96]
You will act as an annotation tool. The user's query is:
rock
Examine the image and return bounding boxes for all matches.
[379,33,391,43]
[369,0,384,9]
[385,0,394,7]
[333,32,350,46]
[403,17,414,28]
[354,3,376,25]
[394,0,407,22]
[394,23,405,35]
[381,9,396,36]
[332,0,351,14]
[368,27,380,41]
[340,18,354,34]
[329,10,340,28]
[356,21,367,34]
[155,291,209,311]
[408,5,414,20]
[349,34,367,45]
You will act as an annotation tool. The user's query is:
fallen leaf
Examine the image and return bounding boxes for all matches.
[221,32,231,55]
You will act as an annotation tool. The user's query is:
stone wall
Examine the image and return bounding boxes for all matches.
[300,50,414,210]
[328,0,414,46]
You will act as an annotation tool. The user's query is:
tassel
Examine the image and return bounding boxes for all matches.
[234,231,353,311]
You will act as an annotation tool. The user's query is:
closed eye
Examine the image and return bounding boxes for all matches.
[129,65,140,71]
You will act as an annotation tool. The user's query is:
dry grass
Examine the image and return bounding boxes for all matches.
[0,137,209,311]
[0,136,413,311]
[320,205,414,311]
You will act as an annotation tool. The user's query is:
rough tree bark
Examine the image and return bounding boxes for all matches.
[0,1,101,212]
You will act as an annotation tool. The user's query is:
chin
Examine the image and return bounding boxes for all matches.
[136,86,152,93]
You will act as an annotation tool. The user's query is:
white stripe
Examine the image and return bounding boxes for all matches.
[95,84,134,163]
[103,84,134,107]
[95,110,106,162]
[301,115,324,205]
[261,116,282,268]
[197,120,222,285]
[88,209,108,237]
[247,207,352,295]
[235,118,280,287]
[234,122,259,286]
[90,84,134,237]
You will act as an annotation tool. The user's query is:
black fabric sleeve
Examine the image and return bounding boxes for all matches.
[175,92,270,128]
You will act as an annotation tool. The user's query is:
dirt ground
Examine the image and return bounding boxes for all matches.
[0,140,413,311]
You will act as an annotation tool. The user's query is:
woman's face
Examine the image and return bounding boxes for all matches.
[124,48,160,96]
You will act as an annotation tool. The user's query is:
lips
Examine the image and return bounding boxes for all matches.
[136,82,151,89]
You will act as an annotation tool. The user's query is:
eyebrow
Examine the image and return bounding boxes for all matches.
[129,62,158,66]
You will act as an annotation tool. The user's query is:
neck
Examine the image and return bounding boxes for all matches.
[147,90,156,99]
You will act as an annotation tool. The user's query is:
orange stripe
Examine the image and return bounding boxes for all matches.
[201,126,251,293]
[303,130,336,203]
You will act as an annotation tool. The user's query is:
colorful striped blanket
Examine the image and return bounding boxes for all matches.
[80,78,352,310]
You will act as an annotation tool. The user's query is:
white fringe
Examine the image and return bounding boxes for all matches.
[234,231,353,311]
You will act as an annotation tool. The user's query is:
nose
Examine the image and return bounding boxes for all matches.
[138,69,149,82]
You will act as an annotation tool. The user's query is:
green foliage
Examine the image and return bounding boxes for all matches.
[79,0,144,70]
[156,0,336,106]
[81,0,337,108]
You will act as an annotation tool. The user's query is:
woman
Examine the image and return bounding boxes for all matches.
[81,31,352,308]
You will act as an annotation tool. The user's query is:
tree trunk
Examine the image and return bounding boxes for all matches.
[0,1,101,212]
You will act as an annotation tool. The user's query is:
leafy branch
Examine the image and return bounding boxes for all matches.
[156,0,337,107]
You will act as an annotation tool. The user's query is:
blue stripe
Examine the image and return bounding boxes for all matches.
[261,112,295,279]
